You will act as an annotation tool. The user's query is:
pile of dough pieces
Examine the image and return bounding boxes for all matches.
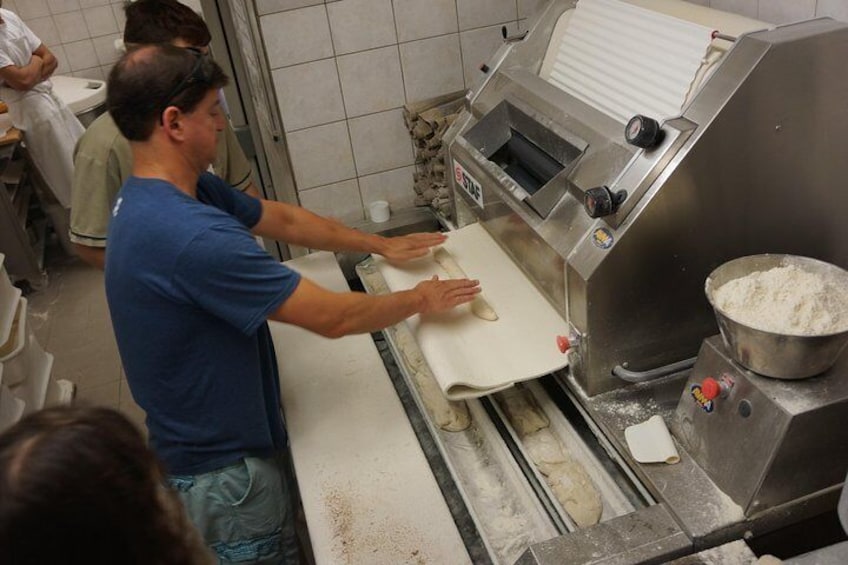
[496,386,603,528]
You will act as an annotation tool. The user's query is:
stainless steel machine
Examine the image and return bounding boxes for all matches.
[357,0,848,562]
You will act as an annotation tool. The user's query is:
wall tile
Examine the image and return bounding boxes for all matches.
[399,34,465,103]
[63,39,99,71]
[16,0,51,19]
[359,166,417,211]
[82,5,118,37]
[50,44,70,75]
[80,0,111,7]
[54,11,89,43]
[758,1,816,24]
[272,58,346,131]
[48,0,81,14]
[518,0,551,20]
[261,5,333,69]
[460,23,516,87]
[26,16,61,47]
[111,2,126,31]
[456,0,517,31]
[327,0,396,55]
[91,32,122,66]
[257,0,323,16]
[287,121,356,189]
[348,108,414,176]
[817,0,848,22]
[299,179,364,223]
[709,0,759,20]
[393,0,458,43]
[337,46,405,117]
[684,0,710,6]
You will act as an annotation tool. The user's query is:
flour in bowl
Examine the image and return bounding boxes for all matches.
[713,265,848,335]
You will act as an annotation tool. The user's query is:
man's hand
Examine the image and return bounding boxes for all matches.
[378,232,448,263]
[414,275,481,314]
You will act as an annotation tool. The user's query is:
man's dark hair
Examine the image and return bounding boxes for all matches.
[124,0,212,47]
[107,44,228,141]
[0,406,209,565]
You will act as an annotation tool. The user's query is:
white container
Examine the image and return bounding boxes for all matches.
[0,253,22,346]
[0,382,25,432]
[368,200,390,223]
[2,299,53,414]
[0,297,26,368]
[50,75,107,128]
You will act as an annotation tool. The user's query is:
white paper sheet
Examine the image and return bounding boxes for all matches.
[374,223,569,400]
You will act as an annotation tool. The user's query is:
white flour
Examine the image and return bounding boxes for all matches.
[713,265,848,335]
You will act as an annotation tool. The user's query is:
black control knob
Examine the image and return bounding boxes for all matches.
[584,186,627,218]
[625,115,663,149]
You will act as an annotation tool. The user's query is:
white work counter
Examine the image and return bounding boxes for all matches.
[269,252,471,565]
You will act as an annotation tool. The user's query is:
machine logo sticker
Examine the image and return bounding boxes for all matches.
[454,161,484,209]
[591,227,614,249]
[690,384,714,413]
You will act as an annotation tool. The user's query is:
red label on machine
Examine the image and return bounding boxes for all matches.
[690,384,714,413]
[454,161,484,209]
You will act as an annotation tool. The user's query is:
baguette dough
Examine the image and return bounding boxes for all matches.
[432,248,498,321]
[495,386,603,528]
[395,325,471,432]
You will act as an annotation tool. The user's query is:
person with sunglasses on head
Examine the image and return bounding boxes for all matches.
[0,406,214,565]
[70,0,258,270]
[105,44,480,564]
[0,1,84,256]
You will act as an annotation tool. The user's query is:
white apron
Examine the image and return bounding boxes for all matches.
[1,84,83,209]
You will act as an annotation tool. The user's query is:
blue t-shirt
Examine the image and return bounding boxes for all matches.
[105,173,301,475]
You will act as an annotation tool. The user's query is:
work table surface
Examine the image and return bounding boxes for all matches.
[269,251,470,564]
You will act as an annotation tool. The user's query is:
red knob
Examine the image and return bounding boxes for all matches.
[556,335,571,353]
[701,377,721,400]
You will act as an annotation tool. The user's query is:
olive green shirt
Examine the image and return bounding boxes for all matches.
[69,112,253,247]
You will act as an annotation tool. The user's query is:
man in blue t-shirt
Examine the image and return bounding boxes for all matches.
[104,45,480,564]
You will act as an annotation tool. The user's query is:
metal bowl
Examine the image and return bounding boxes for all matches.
[705,254,848,379]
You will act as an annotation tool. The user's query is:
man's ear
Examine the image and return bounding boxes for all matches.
[161,106,185,138]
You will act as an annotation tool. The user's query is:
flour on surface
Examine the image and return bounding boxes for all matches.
[713,265,848,335]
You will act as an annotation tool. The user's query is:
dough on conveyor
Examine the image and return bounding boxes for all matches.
[395,325,471,432]
[496,386,549,435]
[495,386,603,528]
[432,247,498,321]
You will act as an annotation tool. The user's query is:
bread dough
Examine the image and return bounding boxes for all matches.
[395,326,471,432]
[495,386,549,435]
[432,248,498,321]
[496,386,603,528]
[543,462,603,528]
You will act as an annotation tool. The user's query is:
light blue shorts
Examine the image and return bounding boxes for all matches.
[168,454,299,564]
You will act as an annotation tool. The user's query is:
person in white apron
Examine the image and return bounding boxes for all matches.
[0,5,83,254]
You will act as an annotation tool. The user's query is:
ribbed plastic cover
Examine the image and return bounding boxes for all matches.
[546,0,713,124]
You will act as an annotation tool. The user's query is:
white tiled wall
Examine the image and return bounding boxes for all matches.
[257,0,535,222]
[4,0,126,81]
[254,0,848,223]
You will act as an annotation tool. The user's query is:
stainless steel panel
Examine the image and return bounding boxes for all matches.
[673,337,848,514]
[514,504,691,565]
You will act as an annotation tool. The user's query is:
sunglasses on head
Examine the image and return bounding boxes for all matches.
[158,49,214,121]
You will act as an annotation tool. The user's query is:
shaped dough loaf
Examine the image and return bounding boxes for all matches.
[495,386,603,528]
[432,248,498,321]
